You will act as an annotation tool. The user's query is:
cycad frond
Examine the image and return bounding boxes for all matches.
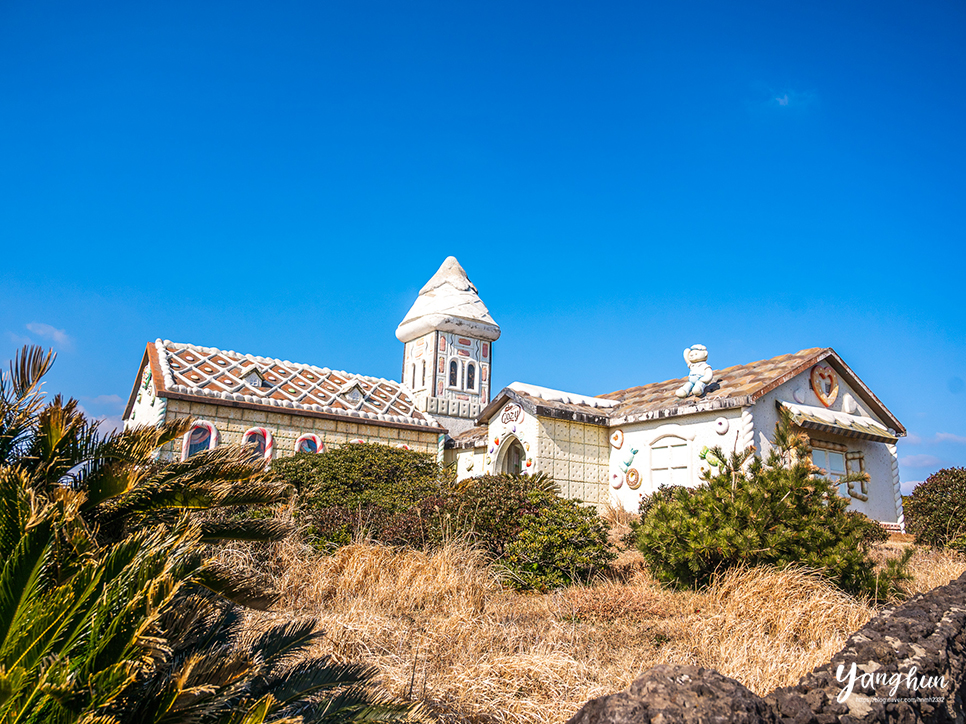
[200,519,294,544]
[194,564,277,611]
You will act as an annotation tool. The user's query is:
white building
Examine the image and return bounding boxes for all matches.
[125,256,906,529]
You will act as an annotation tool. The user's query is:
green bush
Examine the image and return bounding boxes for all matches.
[635,412,906,601]
[273,443,442,512]
[904,467,966,547]
[302,496,451,551]
[504,491,615,591]
[446,472,559,555]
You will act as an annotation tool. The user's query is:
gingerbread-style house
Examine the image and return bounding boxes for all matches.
[123,256,907,529]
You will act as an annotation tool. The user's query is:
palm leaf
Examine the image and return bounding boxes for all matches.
[199,519,293,544]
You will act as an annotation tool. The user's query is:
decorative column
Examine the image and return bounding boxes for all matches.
[887,442,905,532]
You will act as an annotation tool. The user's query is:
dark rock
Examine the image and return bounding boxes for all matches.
[566,572,966,724]
[565,665,778,724]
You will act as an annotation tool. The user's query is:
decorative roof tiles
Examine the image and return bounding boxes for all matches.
[140,339,441,429]
[600,348,829,424]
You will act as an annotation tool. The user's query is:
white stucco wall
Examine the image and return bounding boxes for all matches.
[125,366,167,430]
[607,410,743,512]
[754,370,902,524]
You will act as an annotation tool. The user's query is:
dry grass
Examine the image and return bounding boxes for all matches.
[872,537,966,595]
[212,535,966,724]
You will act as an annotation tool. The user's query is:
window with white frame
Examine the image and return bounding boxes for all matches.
[448,359,459,388]
[466,362,476,391]
[812,441,868,501]
[650,436,690,487]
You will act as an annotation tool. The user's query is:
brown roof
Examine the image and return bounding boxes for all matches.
[447,425,488,449]
[600,348,827,423]
[125,340,442,431]
[479,347,905,435]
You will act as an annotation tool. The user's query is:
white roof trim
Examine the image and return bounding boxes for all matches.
[508,381,620,409]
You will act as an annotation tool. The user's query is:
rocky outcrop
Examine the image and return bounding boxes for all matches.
[566,572,966,724]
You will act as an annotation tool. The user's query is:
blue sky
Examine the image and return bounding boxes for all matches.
[1,0,963,492]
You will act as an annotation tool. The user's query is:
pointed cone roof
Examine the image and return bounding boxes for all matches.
[396,257,501,343]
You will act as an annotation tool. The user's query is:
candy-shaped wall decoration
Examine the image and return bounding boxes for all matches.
[610,471,625,489]
[714,417,729,435]
[609,430,624,449]
[626,468,641,490]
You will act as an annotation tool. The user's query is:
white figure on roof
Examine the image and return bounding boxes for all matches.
[675,344,713,398]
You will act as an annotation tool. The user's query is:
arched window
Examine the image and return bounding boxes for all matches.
[181,421,218,460]
[449,359,459,387]
[650,436,689,487]
[295,433,323,454]
[242,427,274,463]
[499,438,526,475]
[466,362,476,391]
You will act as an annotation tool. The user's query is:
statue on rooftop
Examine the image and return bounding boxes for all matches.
[675,344,713,398]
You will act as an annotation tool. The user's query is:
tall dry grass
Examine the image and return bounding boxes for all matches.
[212,535,966,724]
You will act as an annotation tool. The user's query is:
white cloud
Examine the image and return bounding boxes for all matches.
[25,322,72,349]
[6,331,33,347]
[95,415,124,434]
[936,432,966,445]
[900,454,943,469]
[85,394,125,409]
[904,433,923,445]
[900,480,922,496]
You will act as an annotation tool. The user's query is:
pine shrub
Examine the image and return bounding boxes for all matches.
[635,411,907,601]
[504,491,615,591]
[903,467,966,547]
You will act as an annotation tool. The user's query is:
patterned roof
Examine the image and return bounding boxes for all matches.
[600,348,828,422]
[141,339,442,429]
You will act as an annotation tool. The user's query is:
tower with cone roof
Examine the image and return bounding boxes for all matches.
[396,257,500,435]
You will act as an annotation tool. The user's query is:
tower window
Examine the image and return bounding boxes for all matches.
[449,360,458,387]
[421,360,426,388]
[466,362,476,391]
[411,364,416,389]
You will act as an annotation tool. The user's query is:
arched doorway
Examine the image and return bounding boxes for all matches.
[498,437,525,475]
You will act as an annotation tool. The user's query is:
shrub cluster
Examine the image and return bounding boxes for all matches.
[903,467,966,547]
[279,449,615,590]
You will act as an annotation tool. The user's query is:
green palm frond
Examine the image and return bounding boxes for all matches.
[194,564,277,611]
[200,519,294,543]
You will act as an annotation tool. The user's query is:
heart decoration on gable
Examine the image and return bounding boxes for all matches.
[609,430,624,449]
[810,365,839,407]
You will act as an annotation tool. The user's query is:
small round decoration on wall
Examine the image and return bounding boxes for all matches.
[609,430,624,449]
[610,471,625,489]
[714,417,729,435]
[626,468,641,490]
